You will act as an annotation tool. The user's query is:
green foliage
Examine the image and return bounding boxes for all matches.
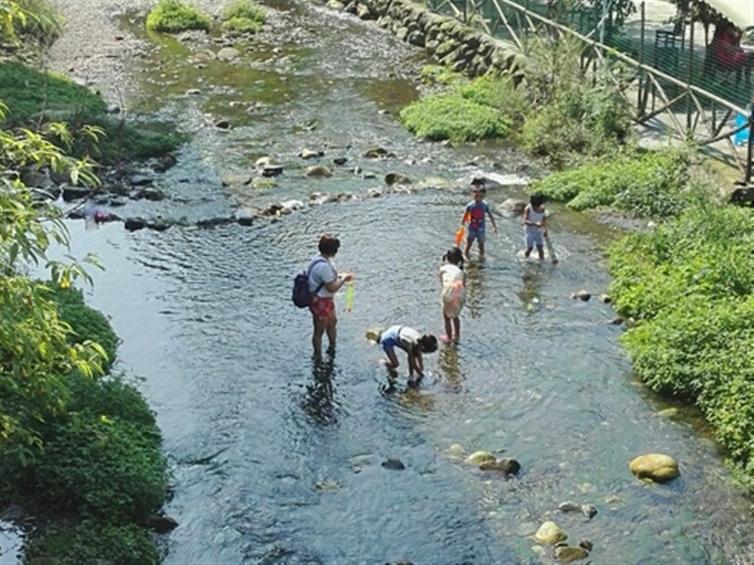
[520,76,633,167]
[458,73,530,128]
[400,93,510,143]
[419,64,466,87]
[0,62,106,123]
[221,0,266,33]
[0,0,60,44]
[83,119,184,164]
[46,286,118,365]
[30,410,167,522]
[531,149,691,216]
[609,202,754,486]
[146,0,211,33]
[26,521,159,565]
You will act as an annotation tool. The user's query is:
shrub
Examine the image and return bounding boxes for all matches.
[29,411,167,523]
[26,521,159,565]
[419,64,466,87]
[531,149,691,216]
[84,118,184,163]
[400,93,510,143]
[146,0,210,33]
[46,286,118,366]
[458,73,530,128]
[0,62,106,123]
[221,0,266,33]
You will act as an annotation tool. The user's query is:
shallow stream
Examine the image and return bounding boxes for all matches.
[56,0,754,562]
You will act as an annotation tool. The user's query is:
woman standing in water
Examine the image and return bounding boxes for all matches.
[307,235,352,358]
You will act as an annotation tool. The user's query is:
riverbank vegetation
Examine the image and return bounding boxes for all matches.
[222,0,266,33]
[1,1,170,561]
[146,0,210,33]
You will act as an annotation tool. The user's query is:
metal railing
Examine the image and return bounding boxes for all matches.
[424,0,754,183]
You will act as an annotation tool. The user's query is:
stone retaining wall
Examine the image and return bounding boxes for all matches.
[325,0,526,79]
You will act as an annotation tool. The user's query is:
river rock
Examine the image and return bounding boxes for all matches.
[558,501,581,513]
[609,316,624,325]
[579,539,594,552]
[299,148,323,160]
[262,164,284,177]
[599,294,611,304]
[658,407,680,418]
[216,47,240,61]
[571,290,591,301]
[408,30,426,46]
[153,153,177,173]
[581,504,597,519]
[499,198,527,216]
[333,156,348,165]
[535,521,567,545]
[464,451,496,466]
[629,453,679,483]
[62,186,92,201]
[145,513,178,533]
[357,4,373,20]
[384,172,411,186]
[553,545,589,562]
[124,217,146,232]
[362,146,394,159]
[235,208,256,226]
[215,119,232,129]
[305,165,332,178]
[280,199,304,214]
[446,443,465,458]
[255,156,273,168]
[479,458,520,475]
[327,0,345,9]
[382,458,406,470]
[140,188,166,202]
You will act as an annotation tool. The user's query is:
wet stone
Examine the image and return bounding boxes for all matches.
[62,186,92,201]
[124,217,146,232]
[146,513,178,533]
[262,164,284,177]
[304,165,332,178]
[581,504,597,519]
[558,501,581,513]
[553,545,589,562]
[381,458,405,470]
[384,172,411,186]
[333,156,348,165]
[571,290,591,301]
[579,539,594,552]
[535,521,567,545]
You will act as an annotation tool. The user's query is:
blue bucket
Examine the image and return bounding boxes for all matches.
[734,112,751,146]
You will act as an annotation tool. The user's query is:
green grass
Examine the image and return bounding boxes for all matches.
[26,521,159,565]
[221,0,266,33]
[530,149,692,217]
[400,93,509,143]
[146,0,210,33]
[0,62,106,122]
[608,203,754,490]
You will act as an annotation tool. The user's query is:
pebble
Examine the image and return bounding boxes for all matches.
[535,521,567,545]
[381,458,406,470]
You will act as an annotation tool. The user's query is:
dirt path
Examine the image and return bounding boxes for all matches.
[45,0,232,105]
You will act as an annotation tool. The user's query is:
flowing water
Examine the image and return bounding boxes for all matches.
[55,0,754,563]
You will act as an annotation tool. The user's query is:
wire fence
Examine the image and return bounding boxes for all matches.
[425,0,754,179]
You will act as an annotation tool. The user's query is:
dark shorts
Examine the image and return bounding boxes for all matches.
[309,296,334,321]
[467,227,485,244]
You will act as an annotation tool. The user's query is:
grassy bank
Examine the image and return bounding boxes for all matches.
[0,61,183,164]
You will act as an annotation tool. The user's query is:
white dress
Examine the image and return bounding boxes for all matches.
[440,264,466,318]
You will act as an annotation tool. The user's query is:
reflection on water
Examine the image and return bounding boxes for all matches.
[302,358,339,425]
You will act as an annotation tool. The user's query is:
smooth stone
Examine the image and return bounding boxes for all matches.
[280,199,304,213]
[629,453,679,483]
[366,188,382,198]
[299,148,323,160]
[553,545,589,562]
[333,156,348,165]
[384,172,411,186]
[531,545,546,558]
[479,458,520,475]
[215,119,232,129]
[535,521,567,545]
[305,165,333,178]
[124,217,146,232]
[580,504,597,519]
[658,407,680,418]
[446,443,465,458]
[327,0,345,9]
[255,156,273,168]
[140,188,166,201]
[262,165,284,177]
[145,514,178,533]
[216,47,241,61]
[186,88,201,95]
[362,146,394,159]
[558,501,581,513]
[235,208,256,226]
[571,290,591,301]
[579,539,594,552]
[381,458,405,470]
[609,316,625,325]
[599,294,612,303]
[464,451,496,466]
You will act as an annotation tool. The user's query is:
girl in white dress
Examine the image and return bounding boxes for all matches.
[439,247,467,343]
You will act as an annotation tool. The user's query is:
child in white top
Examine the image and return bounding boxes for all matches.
[523,193,547,261]
[439,247,466,343]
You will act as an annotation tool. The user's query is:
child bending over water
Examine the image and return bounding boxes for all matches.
[377,325,438,386]
[439,247,466,343]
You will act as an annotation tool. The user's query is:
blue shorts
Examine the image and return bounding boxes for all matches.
[379,326,401,354]
[467,227,485,244]
[525,229,544,248]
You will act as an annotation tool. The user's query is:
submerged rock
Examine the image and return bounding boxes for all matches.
[124,217,146,232]
[464,451,496,466]
[629,453,679,483]
[299,148,323,160]
[333,156,348,166]
[145,514,178,533]
[579,539,594,552]
[553,545,589,562]
[384,172,411,186]
[580,504,597,519]
[305,165,333,178]
[446,443,465,458]
[535,521,567,545]
[558,501,581,513]
[571,290,591,301]
[362,146,393,159]
[262,164,284,177]
[381,458,406,470]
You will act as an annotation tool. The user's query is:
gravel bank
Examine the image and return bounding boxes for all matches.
[45,0,233,105]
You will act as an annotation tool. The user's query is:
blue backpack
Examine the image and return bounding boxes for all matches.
[292,258,326,308]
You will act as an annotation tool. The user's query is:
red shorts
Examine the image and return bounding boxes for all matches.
[309,296,334,321]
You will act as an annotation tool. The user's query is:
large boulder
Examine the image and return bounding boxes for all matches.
[534,521,567,545]
[629,454,679,483]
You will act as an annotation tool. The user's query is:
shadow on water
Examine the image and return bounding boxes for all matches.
[54,0,754,563]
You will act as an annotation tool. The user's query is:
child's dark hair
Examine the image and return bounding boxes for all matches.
[530,193,546,208]
[420,335,438,353]
[319,234,341,256]
[443,247,465,270]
